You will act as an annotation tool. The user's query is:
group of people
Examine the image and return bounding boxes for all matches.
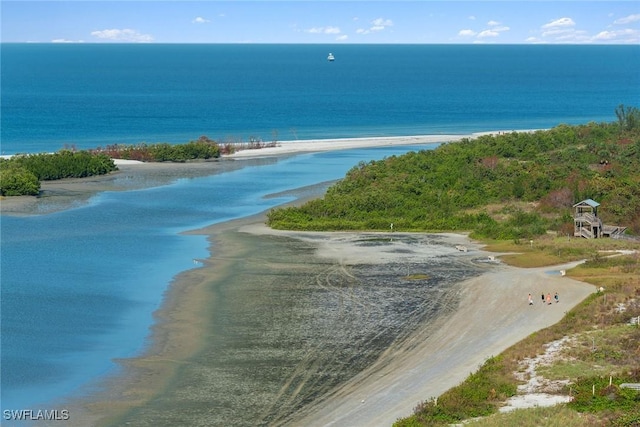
[528,292,559,305]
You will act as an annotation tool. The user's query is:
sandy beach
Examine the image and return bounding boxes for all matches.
[4,132,595,427]
[226,134,461,158]
[226,131,537,159]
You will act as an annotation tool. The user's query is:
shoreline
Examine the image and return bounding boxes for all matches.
[225,134,464,158]
[0,130,537,161]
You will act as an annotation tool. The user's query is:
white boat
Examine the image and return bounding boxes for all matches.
[327,53,335,61]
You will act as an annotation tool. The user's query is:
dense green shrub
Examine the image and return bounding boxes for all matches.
[394,356,517,426]
[0,151,117,196]
[268,111,640,238]
[6,151,117,181]
[568,375,640,413]
[0,136,221,196]
[0,165,40,196]
[95,136,220,162]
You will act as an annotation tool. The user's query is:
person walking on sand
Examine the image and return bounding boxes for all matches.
[555,292,559,303]
[528,293,534,305]
[541,293,545,304]
[547,293,552,305]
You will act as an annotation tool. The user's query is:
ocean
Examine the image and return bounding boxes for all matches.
[2,44,639,154]
[1,44,639,417]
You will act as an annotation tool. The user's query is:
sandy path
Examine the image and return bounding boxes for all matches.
[285,260,593,426]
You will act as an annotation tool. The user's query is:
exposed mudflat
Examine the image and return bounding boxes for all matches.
[74,225,593,427]
[103,230,491,427]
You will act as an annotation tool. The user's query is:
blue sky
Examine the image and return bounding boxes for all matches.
[2,1,639,44]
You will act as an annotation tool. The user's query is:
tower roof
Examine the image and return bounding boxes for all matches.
[573,199,600,208]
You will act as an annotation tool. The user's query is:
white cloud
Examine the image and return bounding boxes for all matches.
[306,26,341,35]
[458,20,508,41]
[468,15,476,21]
[90,29,153,43]
[541,28,571,37]
[542,17,576,30]
[614,14,640,25]
[372,18,393,27]
[458,29,477,37]
[537,17,587,42]
[192,17,210,24]
[357,17,393,35]
[594,28,640,43]
[478,30,499,38]
[534,13,639,44]
[336,34,348,41]
[593,31,617,41]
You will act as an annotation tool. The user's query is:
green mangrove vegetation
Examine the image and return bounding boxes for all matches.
[93,135,221,162]
[0,136,224,196]
[0,151,117,196]
[268,107,640,240]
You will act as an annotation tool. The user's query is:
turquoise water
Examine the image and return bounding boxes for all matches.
[1,43,639,414]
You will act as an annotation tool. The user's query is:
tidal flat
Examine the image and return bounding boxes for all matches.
[97,227,490,427]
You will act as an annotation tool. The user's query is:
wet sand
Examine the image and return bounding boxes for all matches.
[225,226,595,427]
[68,218,594,427]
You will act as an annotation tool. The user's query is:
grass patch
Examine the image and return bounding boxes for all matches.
[394,356,517,426]
[482,235,639,268]
[463,405,602,427]
[537,360,615,381]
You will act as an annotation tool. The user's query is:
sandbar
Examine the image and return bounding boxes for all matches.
[225,132,532,158]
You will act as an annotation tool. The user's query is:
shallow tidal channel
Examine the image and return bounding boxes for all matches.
[112,230,488,426]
